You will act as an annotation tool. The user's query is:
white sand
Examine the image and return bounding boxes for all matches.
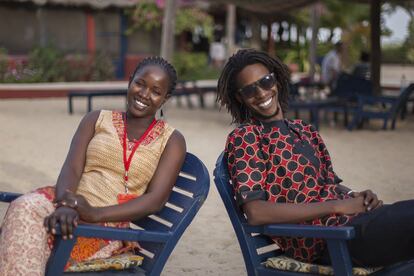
[1,95,414,275]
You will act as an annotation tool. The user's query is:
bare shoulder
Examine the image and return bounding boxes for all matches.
[78,110,101,128]
[83,110,101,123]
[166,129,186,153]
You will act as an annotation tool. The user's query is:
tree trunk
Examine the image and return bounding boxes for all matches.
[309,4,319,81]
[161,0,177,61]
[370,0,381,95]
[250,15,261,50]
[226,4,236,58]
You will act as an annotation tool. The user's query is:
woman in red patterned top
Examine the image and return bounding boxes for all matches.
[216,49,414,267]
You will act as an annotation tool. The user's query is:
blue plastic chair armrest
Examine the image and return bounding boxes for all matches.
[0,192,22,202]
[244,223,355,240]
[53,224,172,243]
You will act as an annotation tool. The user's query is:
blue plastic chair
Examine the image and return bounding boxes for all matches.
[347,83,414,130]
[325,73,373,128]
[213,152,414,276]
[0,152,210,276]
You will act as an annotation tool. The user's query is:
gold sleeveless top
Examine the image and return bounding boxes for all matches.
[76,110,175,207]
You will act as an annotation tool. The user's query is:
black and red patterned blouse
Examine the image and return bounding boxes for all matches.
[225,119,354,263]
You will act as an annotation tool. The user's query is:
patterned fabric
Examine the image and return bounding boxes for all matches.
[225,119,356,262]
[112,111,169,150]
[65,253,143,273]
[0,192,54,276]
[36,186,127,268]
[0,190,128,275]
[265,255,382,275]
[76,110,175,211]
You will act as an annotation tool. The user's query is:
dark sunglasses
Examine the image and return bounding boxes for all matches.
[238,73,276,98]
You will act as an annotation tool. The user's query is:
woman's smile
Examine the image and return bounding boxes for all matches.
[133,97,149,110]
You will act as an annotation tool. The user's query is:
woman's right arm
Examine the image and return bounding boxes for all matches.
[54,110,100,202]
[44,110,100,239]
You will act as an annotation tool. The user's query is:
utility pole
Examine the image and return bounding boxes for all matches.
[226,4,236,59]
[370,0,381,95]
[161,0,177,61]
[309,3,320,81]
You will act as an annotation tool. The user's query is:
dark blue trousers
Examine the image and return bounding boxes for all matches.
[345,199,414,266]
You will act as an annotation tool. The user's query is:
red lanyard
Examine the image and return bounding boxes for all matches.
[122,114,157,193]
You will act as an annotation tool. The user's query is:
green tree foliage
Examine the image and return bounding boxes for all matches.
[0,48,9,82]
[173,52,220,81]
[0,46,115,83]
[127,2,213,40]
[28,46,67,82]
[318,0,371,67]
[407,20,414,62]
[175,8,213,39]
[126,1,163,34]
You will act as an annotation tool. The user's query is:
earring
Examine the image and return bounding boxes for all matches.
[159,108,165,120]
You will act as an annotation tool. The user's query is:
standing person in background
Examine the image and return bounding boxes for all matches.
[321,41,343,90]
[210,39,226,68]
[0,56,186,275]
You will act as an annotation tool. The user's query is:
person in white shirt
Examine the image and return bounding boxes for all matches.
[210,40,226,68]
[321,42,343,90]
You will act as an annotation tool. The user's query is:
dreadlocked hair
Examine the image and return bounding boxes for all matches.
[216,49,290,124]
[129,56,177,95]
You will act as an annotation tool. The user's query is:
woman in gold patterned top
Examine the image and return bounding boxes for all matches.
[0,57,186,275]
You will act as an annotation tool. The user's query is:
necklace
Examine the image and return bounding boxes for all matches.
[118,113,157,204]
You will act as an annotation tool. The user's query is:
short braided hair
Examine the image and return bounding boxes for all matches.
[216,49,290,124]
[129,56,177,95]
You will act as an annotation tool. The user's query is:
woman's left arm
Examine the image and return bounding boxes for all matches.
[71,130,186,223]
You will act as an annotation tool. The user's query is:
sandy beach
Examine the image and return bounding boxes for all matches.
[1,94,414,275]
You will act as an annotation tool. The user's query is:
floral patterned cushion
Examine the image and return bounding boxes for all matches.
[264,255,381,275]
[65,253,143,273]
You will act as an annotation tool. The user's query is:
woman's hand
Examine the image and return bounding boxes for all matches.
[353,189,383,211]
[44,206,79,240]
[56,190,99,223]
[333,196,366,215]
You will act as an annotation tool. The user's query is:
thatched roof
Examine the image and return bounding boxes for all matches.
[2,0,201,9]
[3,0,139,9]
[2,0,318,12]
[210,0,317,14]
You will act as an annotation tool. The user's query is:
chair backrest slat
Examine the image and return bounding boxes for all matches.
[214,152,278,275]
[164,190,195,212]
[136,152,210,275]
[174,175,198,195]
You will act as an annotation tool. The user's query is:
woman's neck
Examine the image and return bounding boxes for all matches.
[125,112,156,139]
